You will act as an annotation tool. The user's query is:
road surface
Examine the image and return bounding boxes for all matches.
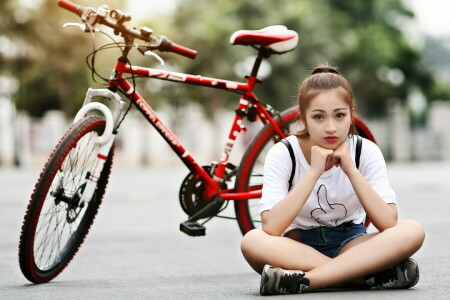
[1,161,449,299]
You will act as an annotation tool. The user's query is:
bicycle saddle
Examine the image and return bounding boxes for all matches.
[230,25,298,53]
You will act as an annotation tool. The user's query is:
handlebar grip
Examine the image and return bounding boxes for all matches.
[170,43,197,59]
[58,0,80,14]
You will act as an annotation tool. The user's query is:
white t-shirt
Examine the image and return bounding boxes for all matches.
[259,135,396,232]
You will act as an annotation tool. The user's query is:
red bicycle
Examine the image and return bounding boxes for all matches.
[18,0,376,283]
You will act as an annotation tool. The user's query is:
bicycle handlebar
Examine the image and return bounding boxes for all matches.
[57,0,197,59]
[58,0,79,14]
[170,44,197,59]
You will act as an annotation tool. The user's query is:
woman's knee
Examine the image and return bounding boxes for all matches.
[240,229,269,273]
[241,228,266,254]
[397,220,425,252]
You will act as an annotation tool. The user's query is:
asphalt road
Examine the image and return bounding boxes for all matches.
[1,162,449,299]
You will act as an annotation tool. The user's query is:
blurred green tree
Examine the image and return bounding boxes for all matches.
[166,0,449,118]
[2,0,449,120]
[1,0,123,117]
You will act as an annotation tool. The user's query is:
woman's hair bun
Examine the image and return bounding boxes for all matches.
[311,65,341,75]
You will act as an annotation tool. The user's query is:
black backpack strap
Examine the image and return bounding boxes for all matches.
[355,135,362,170]
[281,136,361,191]
[281,138,296,191]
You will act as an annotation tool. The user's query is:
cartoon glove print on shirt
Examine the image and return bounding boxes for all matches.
[310,184,347,226]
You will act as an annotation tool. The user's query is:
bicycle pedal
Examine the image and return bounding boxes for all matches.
[180,221,206,237]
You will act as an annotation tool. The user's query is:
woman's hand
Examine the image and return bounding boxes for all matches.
[332,143,357,175]
[310,145,334,178]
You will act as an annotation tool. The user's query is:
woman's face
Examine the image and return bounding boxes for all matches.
[303,89,352,150]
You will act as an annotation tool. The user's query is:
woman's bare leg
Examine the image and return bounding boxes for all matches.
[241,220,424,292]
[240,228,331,274]
[305,220,425,290]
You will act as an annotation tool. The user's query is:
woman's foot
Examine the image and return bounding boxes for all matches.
[260,264,310,295]
[365,258,419,289]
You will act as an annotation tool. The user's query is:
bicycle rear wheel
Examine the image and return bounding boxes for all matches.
[234,106,300,235]
[19,115,114,283]
[234,106,376,235]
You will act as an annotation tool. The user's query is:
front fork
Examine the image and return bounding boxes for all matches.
[73,88,128,204]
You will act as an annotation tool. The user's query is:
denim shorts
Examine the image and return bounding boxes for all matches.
[284,221,367,258]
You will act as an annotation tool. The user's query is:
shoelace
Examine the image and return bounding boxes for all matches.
[373,266,399,286]
[279,273,305,293]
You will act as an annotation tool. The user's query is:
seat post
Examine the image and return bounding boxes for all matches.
[250,47,271,77]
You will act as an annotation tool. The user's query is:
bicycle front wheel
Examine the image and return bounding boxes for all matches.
[19,115,114,283]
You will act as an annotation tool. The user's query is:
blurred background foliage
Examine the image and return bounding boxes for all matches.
[1,0,450,121]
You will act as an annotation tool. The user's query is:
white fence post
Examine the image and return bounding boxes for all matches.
[389,100,412,161]
[0,96,15,165]
[14,112,31,166]
[428,101,450,161]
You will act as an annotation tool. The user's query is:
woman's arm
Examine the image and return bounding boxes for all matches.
[333,143,398,231]
[262,145,332,236]
[262,171,319,236]
[346,167,398,230]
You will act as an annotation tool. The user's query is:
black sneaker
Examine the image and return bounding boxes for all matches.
[260,264,310,295]
[365,258,419,289]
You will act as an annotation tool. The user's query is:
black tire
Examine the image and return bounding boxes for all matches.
[234,106,376,235]
[18,116,114,283]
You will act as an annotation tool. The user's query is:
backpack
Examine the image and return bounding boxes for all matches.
[281,135,362,191]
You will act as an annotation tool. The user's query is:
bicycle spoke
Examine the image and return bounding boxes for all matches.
[36,203,61,269]
[33,130,100,271]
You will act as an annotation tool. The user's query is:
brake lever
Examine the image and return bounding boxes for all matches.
[63,22,100,32]
[144,50,165,66]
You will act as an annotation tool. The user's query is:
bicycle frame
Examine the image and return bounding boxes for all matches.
[103,56,287,202]
[19,1,383,285]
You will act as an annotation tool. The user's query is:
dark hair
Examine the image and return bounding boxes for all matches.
[295,65,357,138]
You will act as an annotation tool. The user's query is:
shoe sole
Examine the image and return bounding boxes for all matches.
[260,265,282,295]
[260,265,270,295]
[405,258,419,288]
